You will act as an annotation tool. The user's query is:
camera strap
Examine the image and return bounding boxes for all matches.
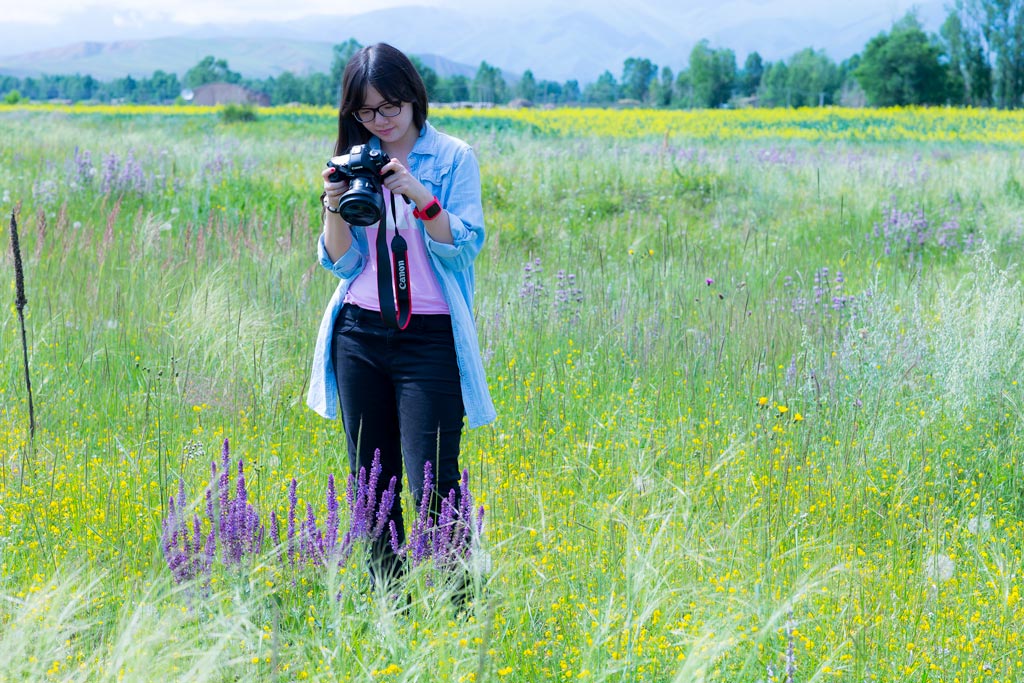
[376,190,412,330]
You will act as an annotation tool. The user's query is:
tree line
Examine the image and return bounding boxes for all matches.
[4,1,1024,109]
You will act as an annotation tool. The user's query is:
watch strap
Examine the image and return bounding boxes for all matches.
[324,196,343,214]
[413,196,442,220]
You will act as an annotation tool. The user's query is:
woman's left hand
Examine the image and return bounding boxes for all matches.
[381,160,432,208]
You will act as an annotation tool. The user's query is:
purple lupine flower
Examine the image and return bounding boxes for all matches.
[254,522,264,558]
[337,449,398,565]
[270,511,281,548]
[455,470,476,551]
[100,152,118,194]
[433,490,458,569]
[366,451,381,507]
[205,487,215,528]
[161,495,179,560]
[162,445,278,586]
[402,464,487,575]
[218,444,231,538]
[389,520,401,555]
[301,502,321,566]
[119,151,148,193]
[519,257,545,306]
[161,483,215,586]
[191,515,203,559]
[325,474,339,558]
[71,147,94,187]
[346,467,367,540]
[176,478,187,517]
[785,356,798,386]
[203,530,216,576]
[785,616,797,683]
[233,460,249,560]
[407,461,436,567]
[287,478,298,569]
[236,459,247,506]
[350,450,381,538]
[373,476,398,539]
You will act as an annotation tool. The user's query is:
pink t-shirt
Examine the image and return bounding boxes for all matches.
[344,189,450,314]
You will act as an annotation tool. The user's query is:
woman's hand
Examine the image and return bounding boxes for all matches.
[322,166,349,212]
[380,159,432,208]
[321,166,353,262]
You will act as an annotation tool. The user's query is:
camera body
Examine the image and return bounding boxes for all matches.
[326,145,393,226]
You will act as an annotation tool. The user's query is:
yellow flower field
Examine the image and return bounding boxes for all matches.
[8,102,1024,143]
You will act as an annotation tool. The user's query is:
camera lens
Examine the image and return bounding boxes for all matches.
[338,177,385,226]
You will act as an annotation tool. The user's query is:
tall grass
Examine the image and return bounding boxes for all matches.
[2,107,1023,681]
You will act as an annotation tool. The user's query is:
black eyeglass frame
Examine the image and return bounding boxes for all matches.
[352,102,403,123]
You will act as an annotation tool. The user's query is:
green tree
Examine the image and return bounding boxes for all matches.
[20,77,38,100]
[516,69,538,101]
[674,69,694,108]
[408,55,439,101]
[272,72,304,104]
[472,61,507,103]
[111,75,138,102]
[855,13,950,106]
[758,61,790,106]
[583,70,618,104]
[740,51,764,97]
[60,74,98,102]
[946,0,1022,107]
[535,78,563,104]
[184,56,241,88]
[837,54,867,106]
[620,57,657,102]
[648,66,675,107]
[688,40,736,107]
[786,48,840,106]
[148,70,181,103]
[562,79,581,103]
[438,74,470,102]
[940,11,992,105]
[330,38,364,98]
[0,76,18,99]
[303,72,333,106]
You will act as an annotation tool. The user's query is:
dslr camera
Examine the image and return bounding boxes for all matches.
[326,144,394,226]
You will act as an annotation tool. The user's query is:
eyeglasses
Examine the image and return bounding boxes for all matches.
[352,102,402,123]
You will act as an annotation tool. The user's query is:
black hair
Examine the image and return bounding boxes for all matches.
[334,43,429,155]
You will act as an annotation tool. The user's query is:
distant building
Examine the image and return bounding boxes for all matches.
[191,83,270,107]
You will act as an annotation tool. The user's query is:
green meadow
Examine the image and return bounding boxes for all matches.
[1,106,1023,682]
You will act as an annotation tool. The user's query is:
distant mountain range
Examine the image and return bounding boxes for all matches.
[0,37,487,84]
[0,0,949,84]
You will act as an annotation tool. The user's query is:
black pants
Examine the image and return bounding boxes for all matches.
[332,303,465,580]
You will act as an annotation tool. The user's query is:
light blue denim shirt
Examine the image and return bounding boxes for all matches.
[306,121,497,428]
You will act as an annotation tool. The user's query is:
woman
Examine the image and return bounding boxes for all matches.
[306,43,495,582]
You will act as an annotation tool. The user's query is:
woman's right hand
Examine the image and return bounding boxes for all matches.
[322,166,350,214]
[321,167,353,262]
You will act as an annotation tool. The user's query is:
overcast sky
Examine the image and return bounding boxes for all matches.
[1,0,948,79]
[7,0,937,27]
[6,0,412,24]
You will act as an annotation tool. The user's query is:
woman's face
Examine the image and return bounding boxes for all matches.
[355,85,417,148]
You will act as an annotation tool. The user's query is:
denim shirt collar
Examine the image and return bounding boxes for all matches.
[411,120,438,159]
[368,120,437,161]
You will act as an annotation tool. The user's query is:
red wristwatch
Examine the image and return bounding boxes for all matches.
[413,196,442,221]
